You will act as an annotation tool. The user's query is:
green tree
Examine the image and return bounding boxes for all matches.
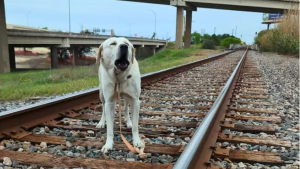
[183,31,201,44]
[201,34,211,43]
[191,31,201,44]
[79,46,92,57]
[202,39,215,49]
[211,34,221,46]
[218,34,234,39]
[254,30,269,47]
[220,37,241,48]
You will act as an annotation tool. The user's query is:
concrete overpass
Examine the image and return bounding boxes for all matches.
[5,29,166,71]
[7,29,166,47]
[121,0,299,49]
[0,1,166,73]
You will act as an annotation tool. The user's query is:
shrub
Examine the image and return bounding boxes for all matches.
[271,29,299,55]
[202,39,215,49]
[260,31,273,52]
[256,6,299,56]
[220,37,241,48]
[254,30,269,47]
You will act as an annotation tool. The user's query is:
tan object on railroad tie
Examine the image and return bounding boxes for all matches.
[116,83,144,154]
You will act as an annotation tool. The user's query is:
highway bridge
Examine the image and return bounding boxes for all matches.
[120,0,298,49]
[6,29,166,47]
[5,29,166,71]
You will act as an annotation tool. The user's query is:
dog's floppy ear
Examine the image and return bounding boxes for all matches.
[131,47,135,63]
[96,44,103,65]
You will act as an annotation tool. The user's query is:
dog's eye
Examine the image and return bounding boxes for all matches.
[110,42,116,46]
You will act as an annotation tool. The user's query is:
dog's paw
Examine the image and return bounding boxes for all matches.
[101,142,113,154]
[126,120,132,128]
[96,120,105,128]
[133,138,144,148]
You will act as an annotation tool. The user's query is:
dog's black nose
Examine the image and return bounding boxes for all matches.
[120,44,128,50]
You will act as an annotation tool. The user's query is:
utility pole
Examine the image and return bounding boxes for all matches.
[235,26,237,37]
[214,27,216,34]
[27,11,31,27]
[232,29,234,36]
[128,23,133,37]
[148,9,156,39]
[68,0,71,34]
[166,30,170,40]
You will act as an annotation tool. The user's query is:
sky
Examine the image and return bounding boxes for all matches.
[4,0,271,44]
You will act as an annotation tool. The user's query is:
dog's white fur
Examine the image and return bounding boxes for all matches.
[95,37,144,153]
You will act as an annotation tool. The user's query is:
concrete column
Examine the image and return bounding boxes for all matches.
[72,47,80,66]
[175,6,184,49]
[135,46,141,58]
[184,10,192,48]
[51,47,58,69]
[0,0,10,73]
[8,45,16,71]
[153,47,156,55]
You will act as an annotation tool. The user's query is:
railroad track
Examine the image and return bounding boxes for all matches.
[0,48,296,169]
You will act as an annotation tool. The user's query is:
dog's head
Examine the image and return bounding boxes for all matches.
[96,37,135,71]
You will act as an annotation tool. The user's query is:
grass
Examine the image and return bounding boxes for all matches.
[139,48,218,74]
[0,48,220,101]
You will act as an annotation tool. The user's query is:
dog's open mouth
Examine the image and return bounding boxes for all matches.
[115,60,129,71]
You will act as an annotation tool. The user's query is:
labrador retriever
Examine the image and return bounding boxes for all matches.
[95,37,144,153]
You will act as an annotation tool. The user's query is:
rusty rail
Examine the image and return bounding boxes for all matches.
[173,48,248,169]
[0,49,240,140]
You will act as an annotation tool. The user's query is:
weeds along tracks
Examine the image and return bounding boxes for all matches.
[0,50,245,169]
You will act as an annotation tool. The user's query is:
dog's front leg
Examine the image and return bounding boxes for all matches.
[96,90,106,128]
[101,101,116,153]
[131,99,144,148]
[123,98,132,128]
[96,102,106,128]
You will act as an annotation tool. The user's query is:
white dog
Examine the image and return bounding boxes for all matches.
[95,37,144,153]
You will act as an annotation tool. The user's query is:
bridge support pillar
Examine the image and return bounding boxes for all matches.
[8,45,16,71]
[175,6,184,49]
[51,47,58,69]
[135,46,142,58]
[184,10,192,48]
[153,47,156,55]
[72,47,80,66]
[0,0,10,73]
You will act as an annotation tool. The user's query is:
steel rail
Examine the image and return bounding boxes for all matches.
[173,48,248,169]
[0,49,240,140]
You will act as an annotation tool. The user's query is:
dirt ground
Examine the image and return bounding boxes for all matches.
[15,47,51,69]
